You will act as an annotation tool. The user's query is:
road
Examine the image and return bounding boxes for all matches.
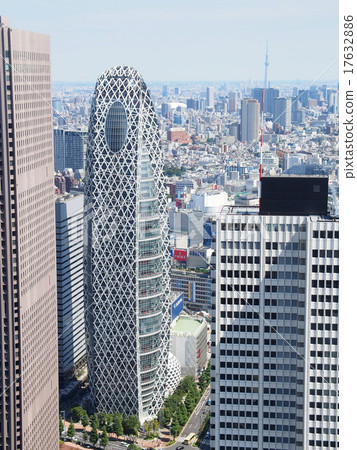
[61,387,211,450]
[62,430,131,450]
[166,386,211,450]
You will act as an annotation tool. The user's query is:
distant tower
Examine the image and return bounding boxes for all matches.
[273,97,292,129]
[264,41,269,89]
[228,92,238,113]
[206,87,214,108]
[240,98,260,142]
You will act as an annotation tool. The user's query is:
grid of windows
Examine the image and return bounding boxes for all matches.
[210,212,339,450]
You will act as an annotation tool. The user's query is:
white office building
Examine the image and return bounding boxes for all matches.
[56,193,86,382]
[241,98,260,143]
[210,177,339,449]
[84,66,171,422]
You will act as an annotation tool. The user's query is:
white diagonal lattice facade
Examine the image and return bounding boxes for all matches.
[84,66,171,422]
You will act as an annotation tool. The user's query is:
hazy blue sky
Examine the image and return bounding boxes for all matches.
[2,0,338,83]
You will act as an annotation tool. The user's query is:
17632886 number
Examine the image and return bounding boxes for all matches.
[344,15,354,75]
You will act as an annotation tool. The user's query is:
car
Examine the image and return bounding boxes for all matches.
[176,446,184,450]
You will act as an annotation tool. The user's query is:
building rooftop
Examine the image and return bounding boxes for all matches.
[171,315,205,336]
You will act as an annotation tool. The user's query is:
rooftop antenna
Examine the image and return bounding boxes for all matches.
[259,87,265,213]
[264,41,269,89]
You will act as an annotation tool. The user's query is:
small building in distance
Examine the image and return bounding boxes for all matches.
[170,315,208,378]
[167,127,192,144]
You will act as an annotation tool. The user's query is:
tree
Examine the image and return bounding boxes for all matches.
[59,414,64,435]
[81,411,89,428]
[143,420,152,435]
[100,426,109,448]
[171,416,181,438]
[90,424,98,446]
[157,409,165,428]
[90,413,99,429]
[163,407,173,426]
[82,430,88,442]
[98,412,113,430]
[112,413,123,438]
[122,415,140,436]
[71,406,85,422]
[177,403,188,427]
[67,419,75,439]
[152,419,160,433]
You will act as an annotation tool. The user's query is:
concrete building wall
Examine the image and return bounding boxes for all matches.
[0,16,58,449]
[210,208,339,449]
[55,193,86,382]
[241,98,259,143]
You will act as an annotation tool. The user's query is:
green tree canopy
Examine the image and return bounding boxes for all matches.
[122,415,140,436]
[71,406,85,422]
[163,165,186,177]
[82,430,88,441]
[98,412,113,430]
[59,414,64,435]
[177,403,188,426]
[90,424,98,445]
[100,426,109,448]
[128,444,141,450]
[170,416,181,438]
[67,419,75,438]
[112,413,123,438]
[81,411,89,428]
[152,419,160,432]
[90,413,99,429]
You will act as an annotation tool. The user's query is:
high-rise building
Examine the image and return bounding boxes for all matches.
[252,87,279,115]
[210,176,339,450]
[64,130,87,172]
[240,98,260,143]
[228,92,238,113]
[55,193,86,382]
[328,91,339,114]
[274,97,292,129]
[291,97,305,124]
[187,98,199,110]
[0,17,59,449]
[54,128,66,172]
[84,66,171,422]
[207,87,214,108]
[298,89,310,108]
[54,128,87,172]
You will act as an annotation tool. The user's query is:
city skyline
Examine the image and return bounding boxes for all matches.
[0,8,354,449]
[1,0,338,83]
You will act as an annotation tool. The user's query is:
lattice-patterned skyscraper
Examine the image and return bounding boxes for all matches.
[84,66,171,422]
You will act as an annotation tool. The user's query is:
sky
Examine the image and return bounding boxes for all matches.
[1,0,339,83]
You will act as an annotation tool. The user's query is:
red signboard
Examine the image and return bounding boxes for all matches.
[174,249,187,261]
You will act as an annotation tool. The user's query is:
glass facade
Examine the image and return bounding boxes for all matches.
[84,66,170,422]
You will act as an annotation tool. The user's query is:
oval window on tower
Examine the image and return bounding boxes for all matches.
[105,101,128,152]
